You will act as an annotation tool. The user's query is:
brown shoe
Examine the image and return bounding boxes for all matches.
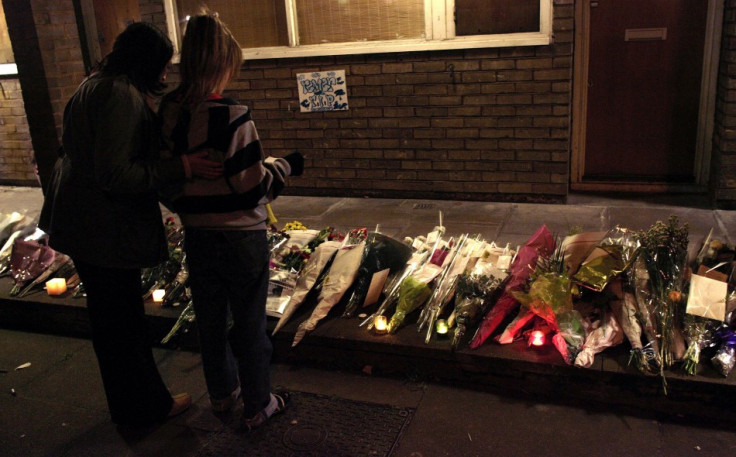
[167,393,192,419]
[211,384,241,413]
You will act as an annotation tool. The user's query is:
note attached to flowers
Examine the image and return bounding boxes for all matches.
[686,273,727,321]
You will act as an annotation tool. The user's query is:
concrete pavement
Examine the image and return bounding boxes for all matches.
[1,185,736,456]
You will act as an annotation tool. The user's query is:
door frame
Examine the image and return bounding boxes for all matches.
[571,0,724,192]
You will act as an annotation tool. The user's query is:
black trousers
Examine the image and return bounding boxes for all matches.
[74,260,173,426]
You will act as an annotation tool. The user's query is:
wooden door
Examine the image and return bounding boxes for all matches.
[574,0,711,188]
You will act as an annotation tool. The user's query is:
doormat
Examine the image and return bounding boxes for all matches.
[197,391,414,457]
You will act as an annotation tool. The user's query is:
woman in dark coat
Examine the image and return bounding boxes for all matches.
[41,22,221,427]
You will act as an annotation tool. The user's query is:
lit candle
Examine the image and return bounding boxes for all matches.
[529,330,545,347]
[152,289,166,303]
[435,319,449,336]
[45,278,67,296]
[374,315,388,334]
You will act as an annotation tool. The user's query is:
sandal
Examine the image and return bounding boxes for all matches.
[241,390,290,431]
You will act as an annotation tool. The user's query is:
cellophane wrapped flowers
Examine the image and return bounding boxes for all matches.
[451,260,506,350]
[634,216,689,389]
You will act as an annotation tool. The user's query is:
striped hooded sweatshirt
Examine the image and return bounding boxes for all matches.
[159,93,291,230]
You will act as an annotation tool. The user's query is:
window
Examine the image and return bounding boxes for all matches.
[0,4,17,75]
[165,0,553,60]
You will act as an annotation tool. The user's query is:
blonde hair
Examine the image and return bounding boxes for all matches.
[178,11,242,104]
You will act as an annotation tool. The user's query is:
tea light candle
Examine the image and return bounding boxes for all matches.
[45,278,67,296]
[152,289,166,303]
[529,330,545,347]
[374,315,388,334]
[435,319,449,335]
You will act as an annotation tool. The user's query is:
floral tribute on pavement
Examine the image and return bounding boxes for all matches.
[1,209,735,391]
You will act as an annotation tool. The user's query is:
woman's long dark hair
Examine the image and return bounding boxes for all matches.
[95,22,173,96]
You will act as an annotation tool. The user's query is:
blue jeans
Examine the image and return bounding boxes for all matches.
[184,229,272,417]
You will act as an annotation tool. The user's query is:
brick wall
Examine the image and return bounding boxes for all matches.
[0,3,34,185]
[1,0,86,188]
[223,3,573,203]
[0,78,34,184]
[3,0,735,207]
[713,0,736,209]
[139,0,168,32]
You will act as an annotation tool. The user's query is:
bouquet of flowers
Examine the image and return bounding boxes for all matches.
[574,302,624,368]
[573,226,639,293]
[275,227,337,273]
[450,259,506,350]
[360,249,430,330]
[609,281,659,376]
[500,237,585,364]
[417,234,475,343]
[681,314,719,375]
[0,224,43,277]
[361,221,445,331]
[161,256,190,307]
[711,326,736,377]
[633,216,689,389]
[142,247,184,300]
[385,229,449,333]
[16,252,74,298]
[0,212,31,248]
[9,237,57,296]
[292,229,368,346]
[272,239,341,334]
[470,225,555,349]
[679,232,733,375]
[342,231,413,318]
[388,275,433,334]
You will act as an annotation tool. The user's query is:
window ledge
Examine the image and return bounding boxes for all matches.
[241,32,552,60]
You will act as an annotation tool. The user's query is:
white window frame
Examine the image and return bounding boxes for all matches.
[164,0,553,60]
[0,63,18,76]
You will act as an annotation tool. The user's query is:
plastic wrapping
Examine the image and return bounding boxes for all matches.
[574,309,624,368]
[272,240,341,335]
[573,226,639,293]
[469,225,555,349]
[681,314,718,375]
[275,227,334,273]
[634,216,689,370]
[502,269,584,364]
[9,239,56,296]
[417,235,479,342]
[292,241,366,346]
[712,327,736,377]
[360,250,430,330]
[388,275,432,333]
[342,232,413,318]
[450,259,506,349]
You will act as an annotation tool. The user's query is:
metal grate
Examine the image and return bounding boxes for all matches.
[197,391,414,457]
[412,203,434,209]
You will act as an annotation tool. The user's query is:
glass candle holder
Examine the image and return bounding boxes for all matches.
[435,319,449,336]
[529,330,545,347]
[374,315,388,334]
[152,289,166,303]
[45,278,67,296]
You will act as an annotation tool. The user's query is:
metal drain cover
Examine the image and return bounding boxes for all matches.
[283,424,327,450]
[197,391,414,457]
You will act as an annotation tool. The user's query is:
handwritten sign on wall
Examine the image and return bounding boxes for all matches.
[297,70,348,113]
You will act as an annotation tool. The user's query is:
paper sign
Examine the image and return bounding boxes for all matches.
[363,268,391,308]
[297,70,348,112]
[686,273,728,321]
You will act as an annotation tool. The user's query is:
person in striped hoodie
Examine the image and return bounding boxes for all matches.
[159,12,303,431]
